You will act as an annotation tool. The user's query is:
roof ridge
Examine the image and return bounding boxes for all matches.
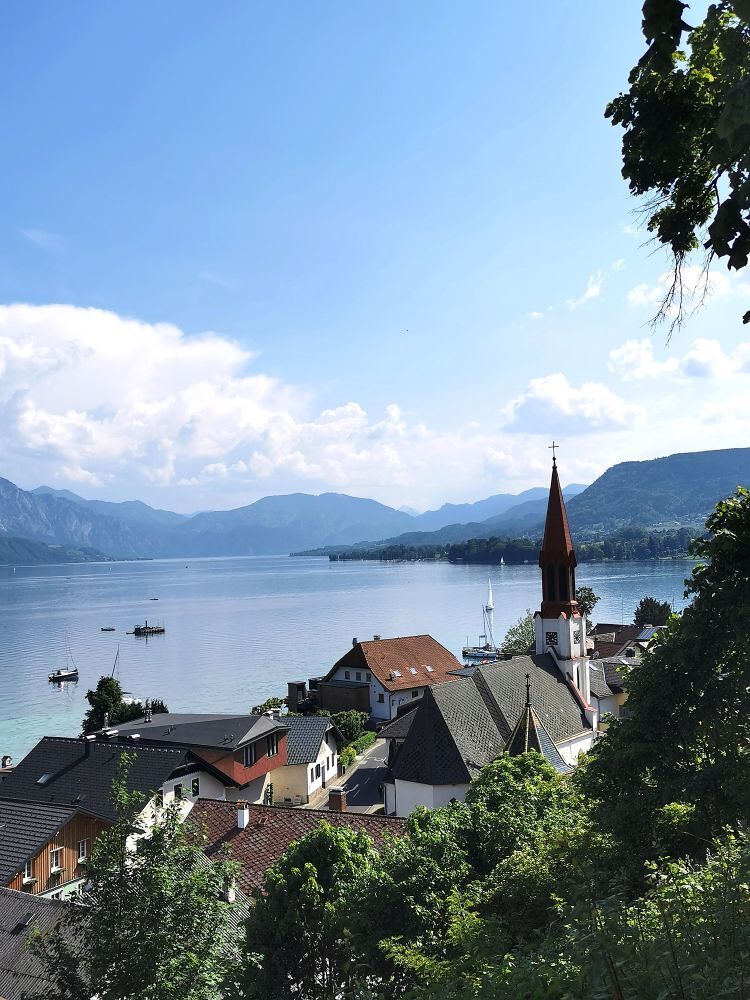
[0,885,66,907]
[192,798,404,821]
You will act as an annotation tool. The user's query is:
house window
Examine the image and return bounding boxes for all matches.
[191,777,200,797]
[174,783,183,800]
[266,733,279,757]
[344,670,350,680]
[50,848,63,873]
[412,690,419,698]
[23,859,33,881]
[50,890,63,900]
[377,693,384,703]
[355,671,361,681]
[243,743,257,767]
[77,840,88,863]
[316,763,321,778]
[366,672,371,681]
[310,767,314,783]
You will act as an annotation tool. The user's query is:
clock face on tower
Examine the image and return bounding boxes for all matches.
[545,631,558,647]
[573,629,581,644]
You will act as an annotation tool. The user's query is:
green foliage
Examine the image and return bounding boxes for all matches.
[31,756,239,999]
[607,1,750,327]
[584,487,750,868]
[332,709,369,744]
[501,610,535,654]
[351,730,376,754]
[239,823,377,999]
[82,676,168,735]
[633,594,672,626]
[340,744,357,768]
[574,585,599,618]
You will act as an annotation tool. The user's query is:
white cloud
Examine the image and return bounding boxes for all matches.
[611,258,626,272]
[609,336,750,382]
[608,340,680,381]
[527,311,545,321]
[21,229,65,251]
[567,271,603,310]
[503,373,645,431]
[627,264,735,310]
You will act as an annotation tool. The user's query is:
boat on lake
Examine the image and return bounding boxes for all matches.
[133,620,165,637]
[101,626,116,632]
[462,579,502,661]
[49,667,78,682]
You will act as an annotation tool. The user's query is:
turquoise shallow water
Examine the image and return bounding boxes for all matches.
[0,555,695,762]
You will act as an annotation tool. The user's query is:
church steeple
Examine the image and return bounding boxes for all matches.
[538,455,579,619]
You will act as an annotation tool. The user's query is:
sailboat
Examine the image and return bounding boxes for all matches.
[49,638,79,683]
[462,579,502,661]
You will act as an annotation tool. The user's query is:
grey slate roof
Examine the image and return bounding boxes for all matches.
[588,661,616,699]
[0,887,75,999]
[0,801,76,886]
[104,712,284,750]
[389,653,590,787]
[0,737,186,823]
[505,704,571,774]
[281,716,337,765]
[378,708,418,742]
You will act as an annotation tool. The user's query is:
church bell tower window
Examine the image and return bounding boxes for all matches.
[546,565,556,601]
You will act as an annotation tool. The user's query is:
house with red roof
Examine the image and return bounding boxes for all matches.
[316,633,463,721]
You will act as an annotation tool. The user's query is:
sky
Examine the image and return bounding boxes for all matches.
[1,1,744,515]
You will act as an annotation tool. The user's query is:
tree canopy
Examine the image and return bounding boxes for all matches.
[608,1,750,328]
[81,676,168,735]
[500,609,535,653]
[633,595,672,627]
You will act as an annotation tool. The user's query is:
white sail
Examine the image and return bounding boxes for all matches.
[485,578,494,611]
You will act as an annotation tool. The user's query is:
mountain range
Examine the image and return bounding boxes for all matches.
[0,446,747,564]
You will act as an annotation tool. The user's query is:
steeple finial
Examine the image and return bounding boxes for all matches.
[525,672,531,707]
[549,440,559,464]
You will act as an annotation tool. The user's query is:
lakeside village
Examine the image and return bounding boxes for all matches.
[0,461,669,996]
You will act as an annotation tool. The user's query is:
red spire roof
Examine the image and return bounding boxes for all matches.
[538,459,580,618]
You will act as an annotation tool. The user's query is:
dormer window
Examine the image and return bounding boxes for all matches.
[243,743,257,767]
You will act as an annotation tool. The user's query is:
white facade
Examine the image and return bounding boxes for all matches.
[534,611,587,661]
[327,664,427,721]
[388,778,470,818]
[275,732,338,804]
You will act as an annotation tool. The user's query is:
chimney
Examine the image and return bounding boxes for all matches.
[329,787,347,813]
[103,712,109,730]
[352,637,358,647]
[221,876,237,904]
[144,699,152,723]
[237,802,250,830]
[373,634,381,641]
[84,734,96,756]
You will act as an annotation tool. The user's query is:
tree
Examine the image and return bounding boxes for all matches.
[574,585,599,619]
[607,1,750,329]
[500,610,535,654]
[633,595,671,627]
[238,823,377,999]
[82,676,168,735]
[584,488,750,867]
[331,709,368,744]
[31,759,239,999]
[251,696,285,715]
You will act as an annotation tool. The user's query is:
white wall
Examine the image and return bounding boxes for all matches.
[556,730,596,766]
[393,778,470,817]
[388,687,425,720]
[276,733,338,803]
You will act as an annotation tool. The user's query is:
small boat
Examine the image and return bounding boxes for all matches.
[133,620,165,637]
[101,626,116,632]
[49,668,78,683]
[462,579,502,661]
[149,597,159,601]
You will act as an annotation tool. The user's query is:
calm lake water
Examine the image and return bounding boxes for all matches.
[0,556,696,762]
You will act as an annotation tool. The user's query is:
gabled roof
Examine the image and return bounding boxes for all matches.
[281,716,339,765]
[326,635,462,693]
[378,705,419,742]
[0,737,186,823]
[104,712,284,751]
[505,690,571,774]
[390,682,504,785]
[388,654,591,787]
[0,888,77,999]
[189,801,406,894]
[588,661,617,700]
[0,801,77,886]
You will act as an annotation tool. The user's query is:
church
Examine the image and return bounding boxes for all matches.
[382,455,601,818]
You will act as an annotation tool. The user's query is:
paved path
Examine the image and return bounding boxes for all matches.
[340,740,387,813]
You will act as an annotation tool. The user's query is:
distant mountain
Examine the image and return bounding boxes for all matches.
[0,535,110,566]
[32,486,187,528]
[566,447,750,532]
[411,486,587,532]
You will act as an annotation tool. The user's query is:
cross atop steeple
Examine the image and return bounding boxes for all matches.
[525,672,531,708]
[548,440,559,464]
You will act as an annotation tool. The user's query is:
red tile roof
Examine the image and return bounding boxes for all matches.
[188,800,406,894]
[326,635,462,693]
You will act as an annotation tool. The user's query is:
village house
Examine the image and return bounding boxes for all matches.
[0,887,78,999]
[189,797,405,895]
[313,634,463,721]
[382,457,602,817]
[110,710,342,806]
[0,736,202,898]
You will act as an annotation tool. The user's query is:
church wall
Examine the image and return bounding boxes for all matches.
[393,778,470,817]
[556,731,596,766]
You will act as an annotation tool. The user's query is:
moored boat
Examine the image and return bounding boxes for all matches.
[101,626,116,632]
[462,579,502,660]
[49,668,78,682]
[133,620,165,637]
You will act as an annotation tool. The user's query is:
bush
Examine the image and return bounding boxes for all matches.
[351,731,376,754]
[340,745,356,768]
[332,710,369,744]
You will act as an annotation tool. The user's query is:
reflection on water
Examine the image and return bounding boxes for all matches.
[0,555,696,761]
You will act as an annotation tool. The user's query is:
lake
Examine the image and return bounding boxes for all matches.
[0,555,696,762]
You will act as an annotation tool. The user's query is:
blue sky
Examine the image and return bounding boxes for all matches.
[1,1,744,513]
